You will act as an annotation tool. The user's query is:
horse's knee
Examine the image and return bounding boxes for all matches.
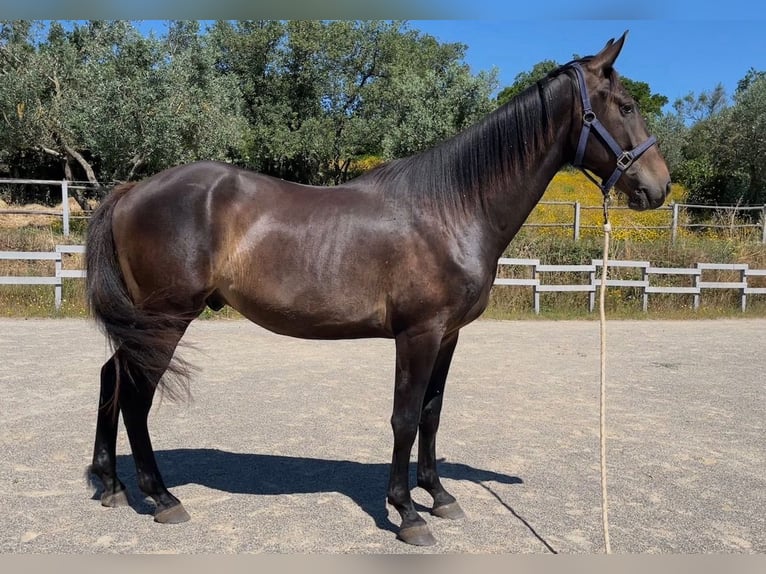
[391,410,419,433]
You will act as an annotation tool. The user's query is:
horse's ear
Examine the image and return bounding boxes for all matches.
[589,31,627,75]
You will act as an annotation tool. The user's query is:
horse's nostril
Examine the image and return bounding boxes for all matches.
[665,181,672,198]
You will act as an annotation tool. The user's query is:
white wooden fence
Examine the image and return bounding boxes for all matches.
[0,179,100,237]
[0,245,86,309]
[1,246,765,313]
[495,257,766,313]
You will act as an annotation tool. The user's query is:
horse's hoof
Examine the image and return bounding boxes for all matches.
[397,524,437,546]
[100,489,130,508]
[154,503,191,524]
[431,501,465,520]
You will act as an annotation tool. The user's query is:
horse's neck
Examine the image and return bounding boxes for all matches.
[370,74,576,260]
[476,99,574,258]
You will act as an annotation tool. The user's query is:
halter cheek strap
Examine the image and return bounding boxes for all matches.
[571,62,657,196]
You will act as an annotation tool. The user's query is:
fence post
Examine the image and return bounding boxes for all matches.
[573,202,581,241]
[642,266,649,312]
[671,202,679,244]
[54,250,63,310]
[762,206,766,245]
[741,268,747,312]
[61,180,70,237]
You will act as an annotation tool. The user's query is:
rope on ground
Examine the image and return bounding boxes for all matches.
[599,197,612,554]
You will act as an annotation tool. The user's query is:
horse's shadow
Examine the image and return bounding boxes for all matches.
[111,449,522,534]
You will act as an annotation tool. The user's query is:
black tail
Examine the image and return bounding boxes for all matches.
[85,183,192,407]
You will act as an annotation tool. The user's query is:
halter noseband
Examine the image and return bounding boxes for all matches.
[571,62,657,196]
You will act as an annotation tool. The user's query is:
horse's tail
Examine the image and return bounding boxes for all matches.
[85,183,192,407]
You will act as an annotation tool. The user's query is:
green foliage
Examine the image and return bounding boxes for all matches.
[495,59,558,107]
[673,83,728,123]
[646,111,686,176]
[0,20,247,187]
[216,20,497,184]
[723,74,766,204]
[79,20,247,181]
[620,76,668,118]
[0,20,498,189]
[736,67,766,95]
[674,73,766,207]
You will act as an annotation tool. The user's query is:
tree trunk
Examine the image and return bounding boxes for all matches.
[125,154,145,182]
[61,141,98,185]
[60,156,91,210]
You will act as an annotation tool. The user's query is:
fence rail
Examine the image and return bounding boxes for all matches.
[2,246,766,313]
[532,201,766,243]
[494,256,766,313]
[0,245,85,308]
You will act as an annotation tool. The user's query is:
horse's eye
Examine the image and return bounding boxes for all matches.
[620,104,634,115]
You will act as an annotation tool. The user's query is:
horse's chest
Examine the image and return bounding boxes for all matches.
[455,273,494,323]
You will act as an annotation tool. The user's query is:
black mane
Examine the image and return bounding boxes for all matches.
[356,62,583,213]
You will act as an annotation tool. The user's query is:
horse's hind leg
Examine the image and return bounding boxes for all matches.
[417,331,465,520]
[118,326,191,523]
[88,357,129,507]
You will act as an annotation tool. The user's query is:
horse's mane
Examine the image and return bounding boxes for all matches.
[355,62,585,213]
[352,54,635,219]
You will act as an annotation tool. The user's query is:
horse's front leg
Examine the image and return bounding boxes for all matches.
[387,325,444,546]
[417,330,465,520]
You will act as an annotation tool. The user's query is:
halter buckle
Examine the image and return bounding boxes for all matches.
[583,111,596,126]
[616,151,634,170]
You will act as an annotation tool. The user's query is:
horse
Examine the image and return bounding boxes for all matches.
[85,33,670,546]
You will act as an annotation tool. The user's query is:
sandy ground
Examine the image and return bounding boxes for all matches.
[0,318,764,554]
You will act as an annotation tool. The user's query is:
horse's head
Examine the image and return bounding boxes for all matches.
[570,33,671,211]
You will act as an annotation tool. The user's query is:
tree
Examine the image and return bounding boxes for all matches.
[81,20,246,182]
[1,20,498,191]
[647,111,686,177]
[716,73,766,204]
[0,20,247,193]
[495,60,558,107]
[673,83,728,123]
[620,77,668,119]
[0,20,97,187]
[674,72,766,206]
[736,67,765,96]
[672,93,731,205]
[211,20,497,185]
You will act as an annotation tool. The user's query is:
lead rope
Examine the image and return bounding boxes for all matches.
[599,193,612,554]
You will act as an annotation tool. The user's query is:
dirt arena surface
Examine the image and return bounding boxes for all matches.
[1,318,763,554]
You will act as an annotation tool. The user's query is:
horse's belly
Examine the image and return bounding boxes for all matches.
[218,284,392,340]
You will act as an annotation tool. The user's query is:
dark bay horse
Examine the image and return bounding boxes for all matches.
[85,34,670,546]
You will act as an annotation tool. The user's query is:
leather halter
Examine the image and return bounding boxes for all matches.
[571,62,657,196]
